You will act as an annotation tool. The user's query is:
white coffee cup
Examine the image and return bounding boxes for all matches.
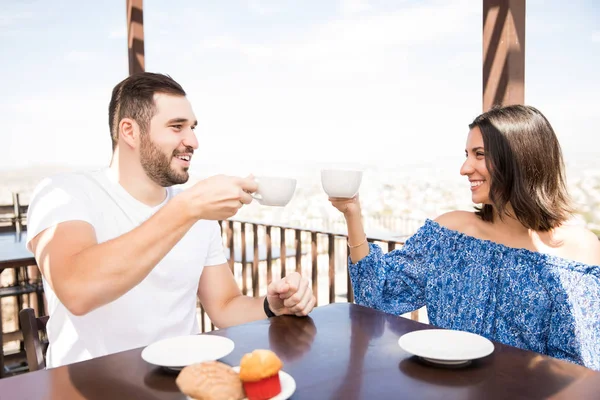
[321,169,363,198]
[253,176,297,207]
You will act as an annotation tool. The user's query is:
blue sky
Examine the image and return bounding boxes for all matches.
[0,0,598,177]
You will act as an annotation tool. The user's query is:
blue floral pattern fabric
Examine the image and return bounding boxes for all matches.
[349,219,600,370]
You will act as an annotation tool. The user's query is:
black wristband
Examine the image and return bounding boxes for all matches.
[263,297,276,318]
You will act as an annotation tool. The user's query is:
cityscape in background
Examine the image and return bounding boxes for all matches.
[2,153,599,237]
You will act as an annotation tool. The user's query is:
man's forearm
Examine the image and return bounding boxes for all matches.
[56,196,196,315]
[211,295,266,328]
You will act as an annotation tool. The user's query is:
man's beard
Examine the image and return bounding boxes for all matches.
[139,134,191,187]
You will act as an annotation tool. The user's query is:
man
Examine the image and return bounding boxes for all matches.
[26,72,316,368]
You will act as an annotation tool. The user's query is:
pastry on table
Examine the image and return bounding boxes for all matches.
[176,360,245,400]
[238,349,283,400]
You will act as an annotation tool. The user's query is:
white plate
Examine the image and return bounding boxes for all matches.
[398,329,494,365]
[185,366,296,400]
[141,335,234,369]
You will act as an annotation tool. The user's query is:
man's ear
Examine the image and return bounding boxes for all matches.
[118,118,140,149]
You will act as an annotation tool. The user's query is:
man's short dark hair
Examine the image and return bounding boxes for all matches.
[108,72,186,150]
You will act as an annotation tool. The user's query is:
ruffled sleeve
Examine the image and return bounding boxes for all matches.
[546,263,600,370]
[348,220,442,315]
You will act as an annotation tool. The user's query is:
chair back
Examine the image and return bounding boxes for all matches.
[18,308,49,372]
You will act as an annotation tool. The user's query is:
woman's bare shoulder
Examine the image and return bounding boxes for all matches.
[556,224,600,265]
[434,211,483,237]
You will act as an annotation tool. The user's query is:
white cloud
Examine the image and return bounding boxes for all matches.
[0,11,33,27]
[246,0,279,16]
[193,0,478,79]
[1,89,112,169]
[164,0,482,168]
[592,31,600,43]
[65,50,98,63]
[339,0,372,15]
[197,36,274,64]
[311,1,475,47]
[109,27,127,39]
[200,35,241,50]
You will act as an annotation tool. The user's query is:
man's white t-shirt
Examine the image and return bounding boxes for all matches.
[25,168,226,368]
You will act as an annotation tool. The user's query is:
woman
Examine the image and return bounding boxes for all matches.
[330,105,600,370]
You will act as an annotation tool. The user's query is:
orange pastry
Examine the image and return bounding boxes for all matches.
[238,349,283,400]
[176,361,245,400]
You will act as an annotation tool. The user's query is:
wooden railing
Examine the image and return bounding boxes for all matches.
[194,219,411,332]
[0,194,27,233]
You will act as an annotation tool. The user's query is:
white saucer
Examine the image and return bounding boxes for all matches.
[420,358,472,367]
[398,329,494,366]
[141,335,234,369]
[185,366,295,400]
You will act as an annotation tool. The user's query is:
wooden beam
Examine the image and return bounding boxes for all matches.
[127,0,145,75]
[483,0,525,111]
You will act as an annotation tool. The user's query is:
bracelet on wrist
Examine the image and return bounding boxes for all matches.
[263,297,276,318]
[348,235,367,249]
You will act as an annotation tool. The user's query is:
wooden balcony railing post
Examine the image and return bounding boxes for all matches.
[227,221,235,272]
[280,228,287,279]
[295,230,302,274]
[200,303,205,332]
[328,234,336,304]
[311,232,318,305]
[241,223,247,295]
[12,193,21,232]
[266,226,273,285]
[411,310,419,321]
[252,224,259,297]
[346,243,354,303]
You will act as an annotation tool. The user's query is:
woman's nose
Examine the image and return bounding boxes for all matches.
[460,158,474,176]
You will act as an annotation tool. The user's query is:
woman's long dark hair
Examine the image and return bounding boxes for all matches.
[470,105,573,231]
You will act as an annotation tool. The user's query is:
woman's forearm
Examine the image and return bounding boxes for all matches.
[345,213,370,263]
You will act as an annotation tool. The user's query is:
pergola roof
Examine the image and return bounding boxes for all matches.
[126,0,525,112]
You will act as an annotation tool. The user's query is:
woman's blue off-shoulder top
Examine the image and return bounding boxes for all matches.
[349,219,600,370]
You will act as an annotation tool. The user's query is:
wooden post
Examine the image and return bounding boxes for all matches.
[127,0,145,75]
[483,0,525,111]
[12,192,21,233]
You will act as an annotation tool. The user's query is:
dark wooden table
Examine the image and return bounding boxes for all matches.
[1,303,599,399]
